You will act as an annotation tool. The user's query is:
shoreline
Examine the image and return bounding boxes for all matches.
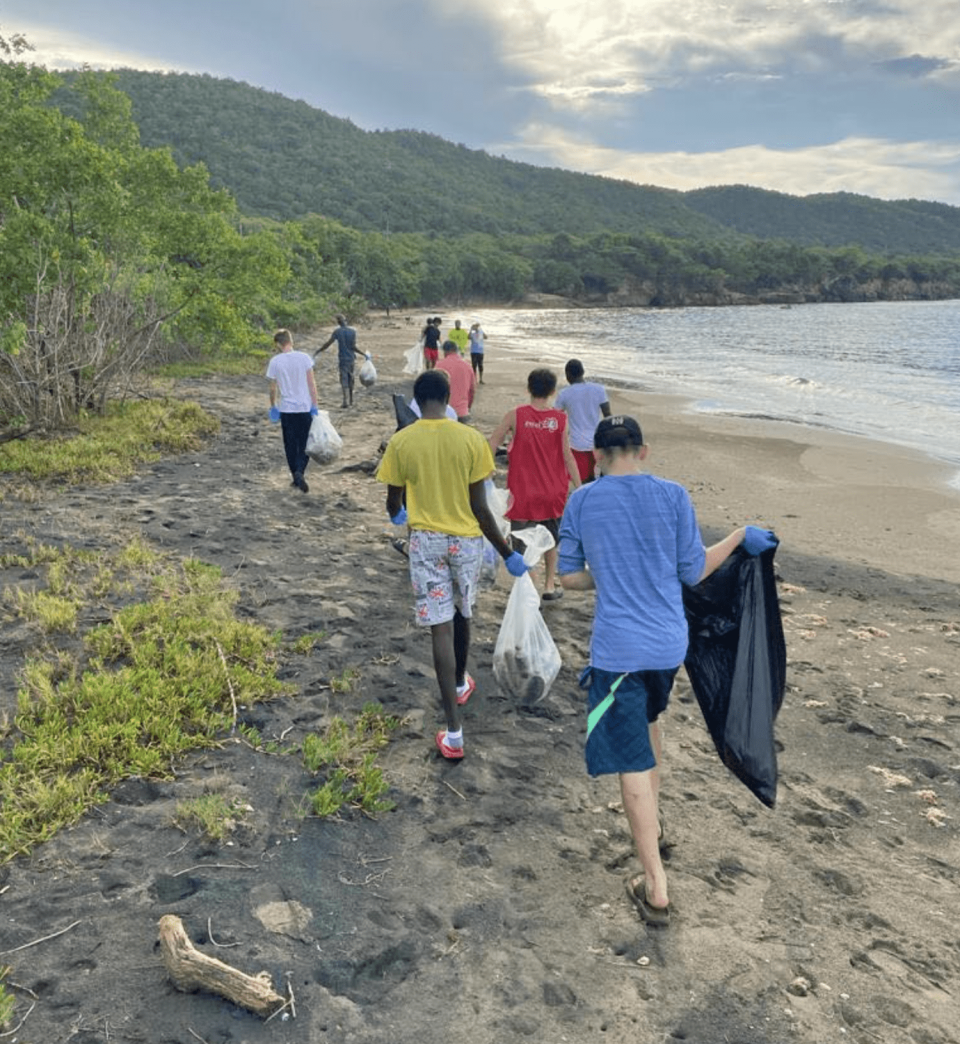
[367,311,960,585]
[457,301,960,492]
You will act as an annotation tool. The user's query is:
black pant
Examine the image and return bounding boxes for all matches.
[471,353,484,378]
[280,411,312,479]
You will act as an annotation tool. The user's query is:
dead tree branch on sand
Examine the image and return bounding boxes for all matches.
[157,915,285,1018]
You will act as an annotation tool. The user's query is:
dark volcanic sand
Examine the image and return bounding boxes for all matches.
[1,321,958,1044]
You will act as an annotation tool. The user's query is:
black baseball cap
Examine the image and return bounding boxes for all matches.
[594,415,643,450]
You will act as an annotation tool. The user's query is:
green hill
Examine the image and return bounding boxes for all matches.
[46,68,960,309]
[61,69,719,242]
[682,185,960,254]
[74,69,960,255]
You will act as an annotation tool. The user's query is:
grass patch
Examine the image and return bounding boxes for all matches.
[150,349,269,379]
[0,398,219,483]
[0,967,14,1030]
[174,793,251,841]
[0,541,292,864]
[292,630,328,655]
[301,703,402,818]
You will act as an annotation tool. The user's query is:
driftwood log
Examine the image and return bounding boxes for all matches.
[157,914,285,1017]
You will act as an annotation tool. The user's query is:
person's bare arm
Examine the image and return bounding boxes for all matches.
[700,527,746,582]
[560,569,594,591]
[561,426,581,488]
[268,379,279,408]
[306,370,318,409]
[600,401,612,418]
[488,408,516,454]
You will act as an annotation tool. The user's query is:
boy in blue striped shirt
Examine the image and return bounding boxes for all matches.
[558,415,774,925]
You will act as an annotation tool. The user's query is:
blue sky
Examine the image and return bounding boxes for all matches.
[4,0,960,205]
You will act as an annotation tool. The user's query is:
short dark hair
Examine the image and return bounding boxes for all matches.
[273,328,292,347]
[565,359,585,382]
[527,368,557,398]
[594,415,643,452]
[413,369,450,409]
[441,339,458,353]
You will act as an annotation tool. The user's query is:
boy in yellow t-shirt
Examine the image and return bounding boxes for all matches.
[378,370,527,760]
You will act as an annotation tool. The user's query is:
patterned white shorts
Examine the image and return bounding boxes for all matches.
[408,530,484,627]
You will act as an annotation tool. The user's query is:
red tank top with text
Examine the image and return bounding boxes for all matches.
[506,405,570,521]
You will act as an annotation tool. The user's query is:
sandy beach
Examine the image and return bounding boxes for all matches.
[1,309,958,1044]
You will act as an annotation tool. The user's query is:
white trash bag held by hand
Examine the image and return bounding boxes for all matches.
[359,353,377,387]
[402,341,424,376]
[493,525,562,703]
[305,410,343,464]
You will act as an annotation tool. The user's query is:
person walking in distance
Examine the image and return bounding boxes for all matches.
[558,415,777,925]
[421,317,442,370]
[265,328,319,493]
[448,319,469,357]
[436,339,478,422]
[317,314,368,408]
[555,358,612,482]
[468,322,486,384]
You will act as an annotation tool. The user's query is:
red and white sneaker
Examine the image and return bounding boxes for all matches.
[455,673,476,706]
[435,730,464,759]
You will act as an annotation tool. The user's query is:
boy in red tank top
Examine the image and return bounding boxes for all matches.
[489,368,581,600]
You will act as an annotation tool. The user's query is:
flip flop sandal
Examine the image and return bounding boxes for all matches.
[624,875,670,927]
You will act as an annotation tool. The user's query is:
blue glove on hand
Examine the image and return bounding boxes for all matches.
[310,405,319,417]
[743,525,778,555]
[505,551,529,577]
[268,406,280,423]
[365,352,372,360]
[390,506,408,526]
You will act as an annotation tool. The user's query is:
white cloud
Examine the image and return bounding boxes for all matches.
[503,124,960,203]
[6,20,198,76]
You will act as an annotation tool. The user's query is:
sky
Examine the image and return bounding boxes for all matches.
[4,0,960,206]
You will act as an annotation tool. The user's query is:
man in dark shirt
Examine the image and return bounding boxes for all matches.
[317,315,367,407]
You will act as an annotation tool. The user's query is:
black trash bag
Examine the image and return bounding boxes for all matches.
[682,544,786,807]
[392,393,419,431]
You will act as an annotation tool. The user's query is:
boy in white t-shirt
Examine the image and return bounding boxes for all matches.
[265,329,319,493]
[555,358,611,482]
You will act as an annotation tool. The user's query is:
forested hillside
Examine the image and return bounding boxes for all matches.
[56,70,727,241]
[56,69,960,257]
[683,186,960,255]
[39,66,960,313]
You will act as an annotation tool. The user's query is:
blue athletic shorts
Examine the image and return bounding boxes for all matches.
[581,665,678,777]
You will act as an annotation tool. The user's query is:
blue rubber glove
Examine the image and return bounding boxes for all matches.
[505,551,529,577]
[390,506,408,526]
[268,406,280,423]
[310,405,319,417]
[743,525,778,555]
[365,352,372,360]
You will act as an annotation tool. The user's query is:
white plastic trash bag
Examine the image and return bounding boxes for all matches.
[492,525,561,702]
[305,410,343,464]
[402,341,424,376]
[359,356,377,387]
[485,479,511,540]
[479,479,511,589]
[480,538,500,588]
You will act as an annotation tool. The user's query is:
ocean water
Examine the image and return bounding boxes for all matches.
[473,300,960,485]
